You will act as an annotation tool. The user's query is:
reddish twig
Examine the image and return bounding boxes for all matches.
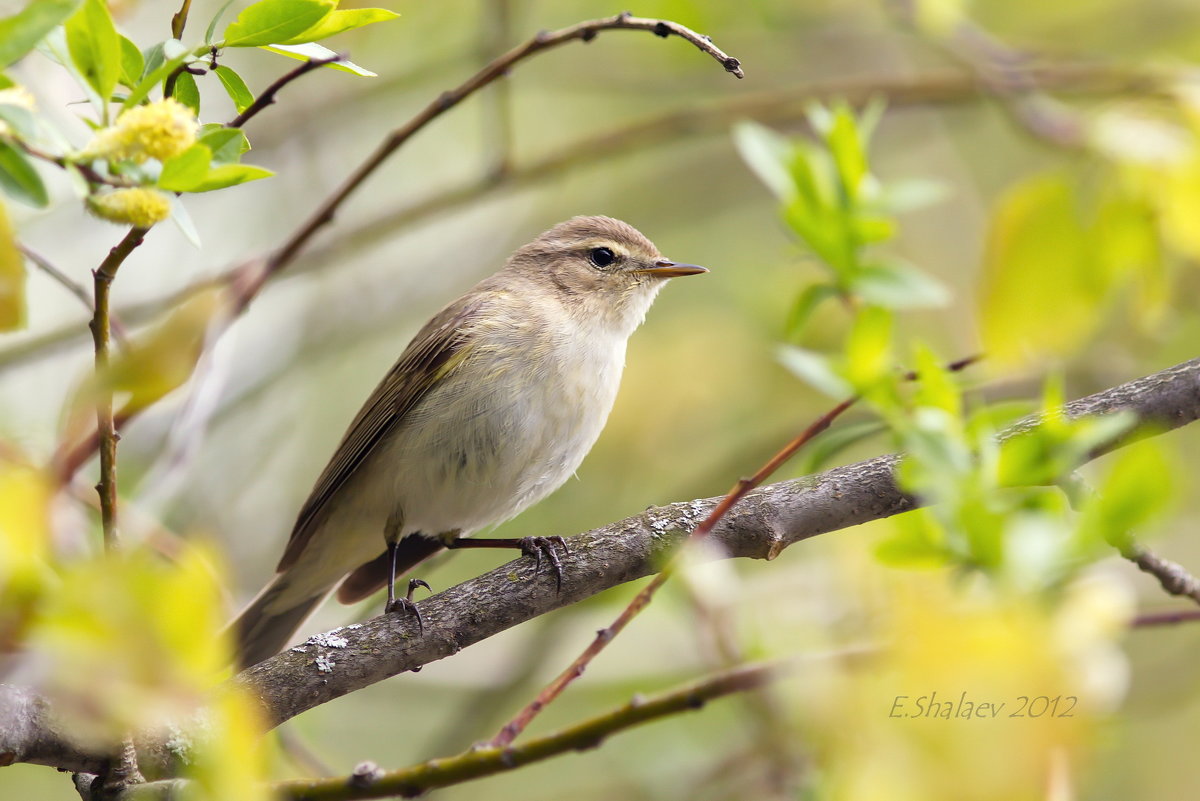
[489,355,980,747]
[227,55,344,129]
[1132,608,1200,627]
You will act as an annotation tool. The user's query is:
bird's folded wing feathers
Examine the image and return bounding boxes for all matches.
[276,295,486,571]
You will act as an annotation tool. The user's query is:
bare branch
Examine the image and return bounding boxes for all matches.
[227,55,343,129]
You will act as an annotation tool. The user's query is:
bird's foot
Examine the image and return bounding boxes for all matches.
[519,536,568,592]
[385,578,431,634]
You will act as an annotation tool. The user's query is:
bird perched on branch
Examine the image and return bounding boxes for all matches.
[231,216,707,668]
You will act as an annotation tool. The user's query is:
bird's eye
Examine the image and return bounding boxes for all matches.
[589,246,616,268]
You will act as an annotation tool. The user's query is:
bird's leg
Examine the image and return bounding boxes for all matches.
[441,534,568,591]
[383,517,431,632]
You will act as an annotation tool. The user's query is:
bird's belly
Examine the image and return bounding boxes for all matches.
[384,342,623,537]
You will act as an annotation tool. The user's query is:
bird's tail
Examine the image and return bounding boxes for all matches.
[228,575,330,670]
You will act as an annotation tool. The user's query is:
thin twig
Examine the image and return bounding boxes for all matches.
[0,62,1162,374]
[271,661,781,801]
[229,12,743,307]
[1132,608,1200,627]
[88,227,148,550]
[227,55,343,129]
[479,0,515,179]
[489,355,980,747]
[19,243,129,345]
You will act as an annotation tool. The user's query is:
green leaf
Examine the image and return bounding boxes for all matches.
[172,70,200,115]
[826,105,867,202]
[1078,440,1174,549]
[784,282,838,341]
[0,103,38,140]
[122,39,189,110]
[0,0,80,69]
[213,65,253,113]
[261,42,374,76]
[197,127,249,164]
[159,143,272,192]
[777,345,852,398]
[205,0,240,44]
[852,262,948,309]
[0,142,47,207]
[843,305,893,391]
[221,0,335,48]
[733,120,793,201]
[0,74,14,90]
[118,35,143,89]
[277,7,399,45]
[65,0,121,107]
[187,163,272,192]
[0,200,24,331]
[980,173,1103,368]
[158,143,212,192]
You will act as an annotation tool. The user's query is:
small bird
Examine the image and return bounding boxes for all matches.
[232,216,707,668]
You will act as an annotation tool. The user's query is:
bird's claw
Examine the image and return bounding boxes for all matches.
[520,536,568,591]
[385,578,432,634]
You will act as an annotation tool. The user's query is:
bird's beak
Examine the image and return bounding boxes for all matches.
[633,259,709,278]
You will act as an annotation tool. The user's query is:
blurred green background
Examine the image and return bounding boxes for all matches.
[3,0,1200,798]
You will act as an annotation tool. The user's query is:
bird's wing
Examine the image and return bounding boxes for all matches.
[276,295,486,571]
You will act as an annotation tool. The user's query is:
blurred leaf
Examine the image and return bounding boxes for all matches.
[65,0,121,108]
[854,262,948,309]
[844,305,893,391]
[0,200,23,331]
[0,102,38,140]
[778,344,851,398]
[186,689,271,801]
[172,70,200,116]
[277,7,399,45]
[875,509,951,567]
[197,126,249,164]
[0,0,80,68]
[122,39,188,109]
[30,545,232,746]
[0,141,47,207]
[980,173,1101,368]
[213,65,253,113]
[73,289,224,417]
[0,456,53,628]
[118,35,143,89]
[784,282,839,341]
[221,0,335,48]
[261,42,375,76]
[1077,440,1174,550]
[909,344,961,417]
[733,120,793,201]
[826,105,867,203]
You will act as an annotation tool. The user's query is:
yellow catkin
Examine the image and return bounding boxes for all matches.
[82,98,198,164]
[86,188,172,227]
